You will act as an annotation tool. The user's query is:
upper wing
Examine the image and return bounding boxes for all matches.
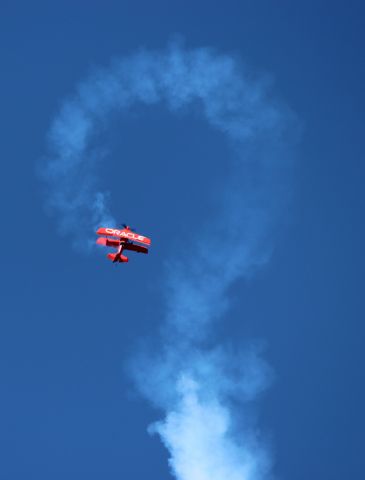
[96,227,151,246]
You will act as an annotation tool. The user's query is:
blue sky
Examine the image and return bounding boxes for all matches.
[1,1,364,479]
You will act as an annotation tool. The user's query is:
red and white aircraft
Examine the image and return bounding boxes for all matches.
[96,224,151,263]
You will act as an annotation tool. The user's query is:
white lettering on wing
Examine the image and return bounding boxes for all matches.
[105,228,146,242]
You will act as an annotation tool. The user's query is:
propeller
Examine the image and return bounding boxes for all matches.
[121,223,136,232]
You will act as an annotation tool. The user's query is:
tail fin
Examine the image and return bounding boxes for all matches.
[107,253,129,263]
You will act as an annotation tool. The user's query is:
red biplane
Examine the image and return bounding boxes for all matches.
[96,224,151,263]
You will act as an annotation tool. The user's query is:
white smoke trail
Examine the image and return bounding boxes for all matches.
[43,42,297,479]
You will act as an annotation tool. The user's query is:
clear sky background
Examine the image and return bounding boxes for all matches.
[0,1,364,479]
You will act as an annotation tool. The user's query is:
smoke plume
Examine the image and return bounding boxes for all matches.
[43,42,296,479]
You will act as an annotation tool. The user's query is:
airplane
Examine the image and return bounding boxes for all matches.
[96,224,151,263]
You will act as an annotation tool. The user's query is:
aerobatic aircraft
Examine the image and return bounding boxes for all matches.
[96,224,151,263]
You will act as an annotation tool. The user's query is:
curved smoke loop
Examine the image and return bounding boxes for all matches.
[43,43,296,480]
